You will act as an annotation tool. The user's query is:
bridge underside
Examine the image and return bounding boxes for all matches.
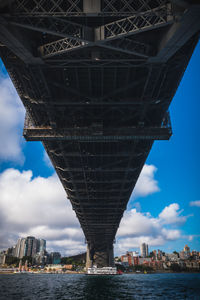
[0,0,199,267]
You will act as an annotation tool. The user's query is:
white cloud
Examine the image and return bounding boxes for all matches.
[0,168,84,255]
[49,239,86,256]
[161,228,181,240]
[0,76,25,162]
[0,164,160,255]
[190,200,200,207]
[116,203,187,255]
[132,164,160,199]
[115,236,171,255]
[22,226,83,241]
[0,167,189,257]
[159,203,187,225]
[117,209,160,238]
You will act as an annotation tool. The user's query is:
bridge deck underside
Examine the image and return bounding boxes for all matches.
[0,0,199,252]
[44,139,153,247]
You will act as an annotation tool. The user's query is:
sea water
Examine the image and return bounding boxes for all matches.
[0,273,200,299]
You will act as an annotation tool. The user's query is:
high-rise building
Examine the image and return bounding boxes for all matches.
[5,247,15,256]
[183,244,190,259]
[18,238,26,258]
[15,236,47,258]
[140,243,149,258]
[15,238,22,257]
[184,245,190,255]
[39,239,46,252]
[24,236,36,257]
[32,238,39,257]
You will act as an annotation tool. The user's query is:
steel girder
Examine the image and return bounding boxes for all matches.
[38,6,173,58]
[24,113,172,141]
[1,3,174,60]
[12,0,169,16]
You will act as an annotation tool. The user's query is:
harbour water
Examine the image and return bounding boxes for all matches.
[0,273,200,299]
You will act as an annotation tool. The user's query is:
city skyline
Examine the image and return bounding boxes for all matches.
[1,235,198,259]
[2,237,199,275]
[0,42,199,256]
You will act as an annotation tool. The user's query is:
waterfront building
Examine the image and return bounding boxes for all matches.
[184,245,190,257]
[165,253,179,262]
[140,243,149,258]
[121,255,129,267]
[127,253,133,266]
[34,250,49,265]
[139,257,151,265]
[63,264,73,270]
[50,252,61,264]
[46,264,63,273]
[121,251,140,266]
[133,257,139,265]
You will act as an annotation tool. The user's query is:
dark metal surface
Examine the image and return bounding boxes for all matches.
[0,0,199,254]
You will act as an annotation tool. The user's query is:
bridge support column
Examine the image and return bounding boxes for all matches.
[86,245,92,269]
[86,244,114,270]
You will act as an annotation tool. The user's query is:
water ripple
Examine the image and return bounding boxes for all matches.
[0,273,200,300]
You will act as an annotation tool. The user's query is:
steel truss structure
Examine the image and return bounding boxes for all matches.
[0,0,199,267]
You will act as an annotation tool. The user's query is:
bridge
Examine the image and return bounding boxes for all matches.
[0,0,199,268]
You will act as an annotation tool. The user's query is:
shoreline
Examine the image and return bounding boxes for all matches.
[0,271,200,275]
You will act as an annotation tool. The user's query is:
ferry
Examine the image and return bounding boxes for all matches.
[86,266,118,275]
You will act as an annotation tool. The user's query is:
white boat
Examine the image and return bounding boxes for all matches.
[86,265,117,275]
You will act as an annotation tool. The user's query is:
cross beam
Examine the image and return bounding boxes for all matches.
[37,5,173,59]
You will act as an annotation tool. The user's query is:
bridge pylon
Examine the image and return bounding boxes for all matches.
[86,244,114,269]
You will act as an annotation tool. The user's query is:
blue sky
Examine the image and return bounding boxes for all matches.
[0,41,199,256]
[141,40,200,252]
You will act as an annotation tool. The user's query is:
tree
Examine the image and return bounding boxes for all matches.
[5,256,19,266]
[173,251,179,257]
[61,253,86,265]
[22,256,32,265]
